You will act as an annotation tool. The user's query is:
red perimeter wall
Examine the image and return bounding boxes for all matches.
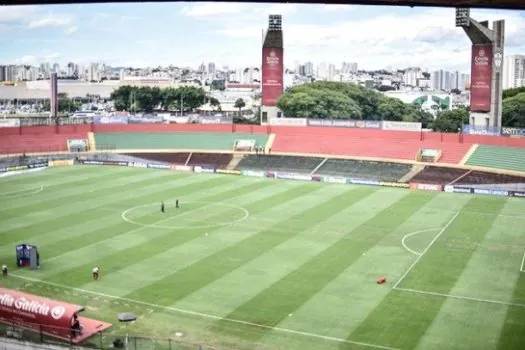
[0,124,524,148]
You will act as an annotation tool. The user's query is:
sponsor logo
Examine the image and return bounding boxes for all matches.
[382,121,422,131]
[494,51,503,68]
[174,165,193,172]
[28,163,48,169]
[0,292,65,320]
[275,173,311,181]
[216,169,240,175]
[82,160,103,165]
[474,49,490,66]
[444,185,453,193]
[350,179,380,186]
[147,164,169,169]
[242,170,265,178]
[49,160,73,167]
[453,187,472,193]
[501,128,525,136]
[269,118,307,126]
[194,166,215,173]
[463,126,500,136]
[323,176,347,184]
[410,183,442,191]
[473,189,508,196]
[513,191,525,198]
[266,50,279,66]
[7,165,28,172]
[307,119,381,129]
[379,182,410,188]
[128,162,147,168]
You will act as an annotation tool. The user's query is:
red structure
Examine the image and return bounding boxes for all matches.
[0,288,111,344]
[470,44,493,112]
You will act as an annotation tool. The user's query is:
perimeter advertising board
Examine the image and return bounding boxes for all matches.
[470,44,493,113]
[501,127,525,137]
[261,47,284,106]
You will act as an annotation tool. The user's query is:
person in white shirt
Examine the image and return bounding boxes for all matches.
[2,264,7,277]
[92,266,100,280]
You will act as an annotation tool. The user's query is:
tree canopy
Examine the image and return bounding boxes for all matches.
[109,85,207,112]
[276,81,430,124]
[502,92,525,128]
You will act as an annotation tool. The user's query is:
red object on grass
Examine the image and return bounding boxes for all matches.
[376,276,386,284]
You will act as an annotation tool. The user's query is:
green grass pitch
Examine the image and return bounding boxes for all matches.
[1,165,525,350]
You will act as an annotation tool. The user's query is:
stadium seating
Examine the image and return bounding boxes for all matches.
[121,152,190,164]
[236,155,324,173]
[187,153,233,168]
[270,133,471,164]
[0,134,86,154]
[465,145,525,172]
[313,159,412,181]
[455,171,525,185]
[94,132,269,151]
[409,166,468,185]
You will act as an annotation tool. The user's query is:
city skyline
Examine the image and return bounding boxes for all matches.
[1,3,524,70]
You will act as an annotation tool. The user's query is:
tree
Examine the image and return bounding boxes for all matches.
[502,92,525,128]
[234,98,246,116]
[451,88,461,95]
[209,97,221,111]
[431,108,469,132]
[502,86,525,100]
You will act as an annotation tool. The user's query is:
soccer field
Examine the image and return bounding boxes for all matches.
[1,165,525,350]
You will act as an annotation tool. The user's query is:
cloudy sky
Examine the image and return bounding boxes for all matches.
[0,3,524,71]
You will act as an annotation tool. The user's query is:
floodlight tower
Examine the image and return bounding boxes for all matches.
[261,14,284,123]
[456,8,505,131]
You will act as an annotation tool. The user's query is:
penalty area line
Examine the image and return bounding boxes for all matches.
[520,251,525,272]
[10,274,399,350]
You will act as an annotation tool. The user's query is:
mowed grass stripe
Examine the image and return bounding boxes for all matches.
[0,168,195,232]
[0,172,231,245]
[0,166,151,212]
[121,187,376,307]
[78,183,330,297]
[497,274,525,349]
[30,178,276,278]
[0,165,102,186]
[213,192,433,341]
[344,196,507,350]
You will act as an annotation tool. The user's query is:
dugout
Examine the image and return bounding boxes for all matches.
[16,244,40,269]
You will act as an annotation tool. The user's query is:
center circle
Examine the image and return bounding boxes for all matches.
[121,201,250,229]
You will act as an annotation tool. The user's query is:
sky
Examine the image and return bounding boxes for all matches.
[0,2,524,72]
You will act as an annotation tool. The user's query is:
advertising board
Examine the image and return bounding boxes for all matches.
[307,119,381,129]
[382,121,422,131]
[216,169,241,175]
[194,166,215,173]
[453,187,473,193]
[261,47,284,106]
[349,178,380,186]
[241,170,265,178]
[379,181,410,188]
[322,176,347,184]
[49,160,73,167]
[410,183,442,191]
[173,165,193,172]
[470,44,493,112]
[93,116,129,124]
[0,119,20,128]
[512,191,525,198]
[269,118,307,126]
[275,172,312,181]
[473,188,508,196]
[128,162,147,168]
[501,128,525,137]
[147,163,170,169]
[462,125,500,136]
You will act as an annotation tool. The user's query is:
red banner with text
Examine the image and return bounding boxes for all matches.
[470,44,493,113]
[261,47,284,106]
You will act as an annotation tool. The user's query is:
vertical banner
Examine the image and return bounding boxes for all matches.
[261,47,284,106]
[470,44,493,113]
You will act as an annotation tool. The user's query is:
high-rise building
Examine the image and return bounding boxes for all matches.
[208,62,216,75]
[261,14,284,120]
[503,54,525,89]
[0,66,5,82]
[50,72,58,119]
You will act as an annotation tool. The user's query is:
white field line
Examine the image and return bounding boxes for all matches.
[395,287,525,308]
[392,212,460,289]
[520,251,525,272]
[10,275,399,350]
[400,229,440,256]
[431,208,525,220]
[43,204,215,263]
[0,185,44,197]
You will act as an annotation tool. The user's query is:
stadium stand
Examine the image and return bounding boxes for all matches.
[0,134,86,154]
[236,155,324,173]
[409,166,468,185]
[465,145,525,172]
[120,152,190,164]
[94,132,269,151]
[313,159,412,182]
[187,153,233,168]
[270,134,471,163]
[455,171,525,185]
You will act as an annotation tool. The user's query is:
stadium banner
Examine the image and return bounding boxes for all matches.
[410,183,442,192]
[127,162,147,168]
[462,125,500,136]
[275,172,312,181]
[194,166,215,173]
[93,116,129,124]
[49,160,73,167]
[261,47,284,106]
[172,165,193,172]
[311,175,321,182]
[241,170,265,177]
[348,178,380,186]
[453,187,473,194]
[382,121,422,132]
[0,288,84,341]
[268,118,307,126]
[470,44,492,112]
[473,188,509,196]
[512,191,525,198]
[322,176,347,184]
[501,127,525,137]
[307,119,382,129]
[379,181,410,188]
[6,165,28,172]
[28,162,48,169]
[216,169,241,175]
[147,163,170,169]
[0,118,20,128]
